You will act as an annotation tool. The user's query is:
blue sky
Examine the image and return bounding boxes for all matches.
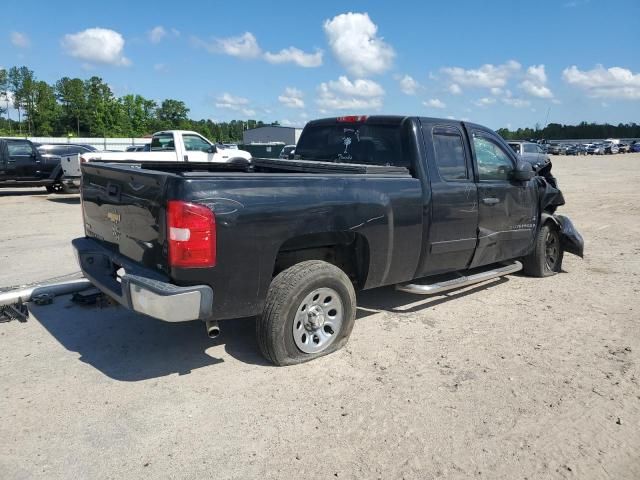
[2,0,639,129]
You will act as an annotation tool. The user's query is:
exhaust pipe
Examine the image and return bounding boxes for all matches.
[205,320,220,339]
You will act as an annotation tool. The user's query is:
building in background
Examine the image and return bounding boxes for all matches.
[242,125,303,145]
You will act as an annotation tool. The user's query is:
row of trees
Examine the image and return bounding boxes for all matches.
[497,122,640,141]
[0,66,269,141]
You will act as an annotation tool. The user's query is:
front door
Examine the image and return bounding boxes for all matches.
[469,131,538,268]
[417,122,478,276]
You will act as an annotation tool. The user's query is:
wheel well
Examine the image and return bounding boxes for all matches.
[273,232,370,287]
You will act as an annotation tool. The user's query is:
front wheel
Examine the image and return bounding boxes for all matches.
[522,223,563,277]
[257,260,356,366]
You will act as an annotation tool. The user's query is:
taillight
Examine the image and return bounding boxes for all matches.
[167,201,216,268]
[336,115,368,123]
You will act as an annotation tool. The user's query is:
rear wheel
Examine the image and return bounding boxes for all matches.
[257,260,356,366]
[522,223,563,277]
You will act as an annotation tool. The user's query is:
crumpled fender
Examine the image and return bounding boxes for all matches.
[541,212,584,258]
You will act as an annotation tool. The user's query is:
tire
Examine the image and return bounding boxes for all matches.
[257,260,356,366]
[522,223,564,277]
[46,182,67,194]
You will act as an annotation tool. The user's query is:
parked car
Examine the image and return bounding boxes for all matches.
[586,143,606,155]
[618,143,630,153]
[631,142,640,153]
[604,143,619,154]
[279,144,296,159]
[508,141,550,169]
[72,115,583,366]
[546,143,562,155]
[36,143,97,156]
[125,145,150,152]
[0,138,67,193]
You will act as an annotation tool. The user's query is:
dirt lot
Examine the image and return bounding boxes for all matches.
[1,154,639,479]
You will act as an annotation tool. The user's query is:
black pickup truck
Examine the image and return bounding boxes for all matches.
[0,138,66,192]
[72,115,583,365]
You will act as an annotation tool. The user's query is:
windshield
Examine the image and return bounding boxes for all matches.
[295,123,407,167]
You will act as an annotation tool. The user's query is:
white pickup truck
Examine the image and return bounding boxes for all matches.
[62,130,252,189]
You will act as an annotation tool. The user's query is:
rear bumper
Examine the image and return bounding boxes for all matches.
[62,177,81,191]
[72,237,213,322]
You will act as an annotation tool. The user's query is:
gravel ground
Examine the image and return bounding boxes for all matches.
[1,154,639,479]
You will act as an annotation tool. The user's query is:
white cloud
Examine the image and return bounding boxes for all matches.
[423,98,446,109]
[490,87,503,96]
[502,97,531,108]
[62,28,131,66]
[10,32,30,48]
[448,83,462,95]
[474,97,496,107]
[325,76,385,98]
[317,76,384,111]
[442,60,521,88]
[195,32,322,68]
[215,92,250,110]
[195,32,262,59]
[264,47,323,67]
[148,26,166,43]
[562,64,640,99]
[519,64,553,98]
[323,12,395,77]
[278,87,305,108]
[398,75,419,95]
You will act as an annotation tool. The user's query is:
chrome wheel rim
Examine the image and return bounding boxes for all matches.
[293,287,343,354]
[545,230,559,271]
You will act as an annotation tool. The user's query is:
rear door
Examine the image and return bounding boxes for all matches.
[469,130,537,268]
[417,121,478,276]
[6,140,39,180]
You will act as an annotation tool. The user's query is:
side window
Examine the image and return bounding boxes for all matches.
[150,134,175,151]
[7,141,34,157]
[473,135,515,181]
[432,127,469,181]
[183,134,211,152]
[523,144,537,153]
[509,143,521,154]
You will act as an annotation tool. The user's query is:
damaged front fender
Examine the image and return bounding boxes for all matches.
[542,213,584,258]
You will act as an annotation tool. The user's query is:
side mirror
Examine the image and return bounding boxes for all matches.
[512,161,534,181]
[208,145,217,154]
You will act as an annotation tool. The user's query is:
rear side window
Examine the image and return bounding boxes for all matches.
[432,127,469,181]
[151,134,175,151]
[295,123,407,168]
[523,144,537,153]
[7,141,34,156]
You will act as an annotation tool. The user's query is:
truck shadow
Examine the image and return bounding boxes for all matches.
[30,278,509,380]
[46,196,80,205]
[356,277,509,317]
[31,298,270,381]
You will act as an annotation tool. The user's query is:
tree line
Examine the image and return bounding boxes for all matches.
[0,66,269,141]
[497,122,640,141]
[1,65,638,142]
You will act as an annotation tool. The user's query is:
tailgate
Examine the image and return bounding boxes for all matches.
[80,163,171,272]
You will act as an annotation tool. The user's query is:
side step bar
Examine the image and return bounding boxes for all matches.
[396,261,522,295]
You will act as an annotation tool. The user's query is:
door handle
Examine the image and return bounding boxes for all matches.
[482,197,500,205]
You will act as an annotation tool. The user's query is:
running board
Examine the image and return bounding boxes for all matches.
[396,261,522,295]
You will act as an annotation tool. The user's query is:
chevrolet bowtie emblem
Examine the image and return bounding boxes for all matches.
[107,212,121,223]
